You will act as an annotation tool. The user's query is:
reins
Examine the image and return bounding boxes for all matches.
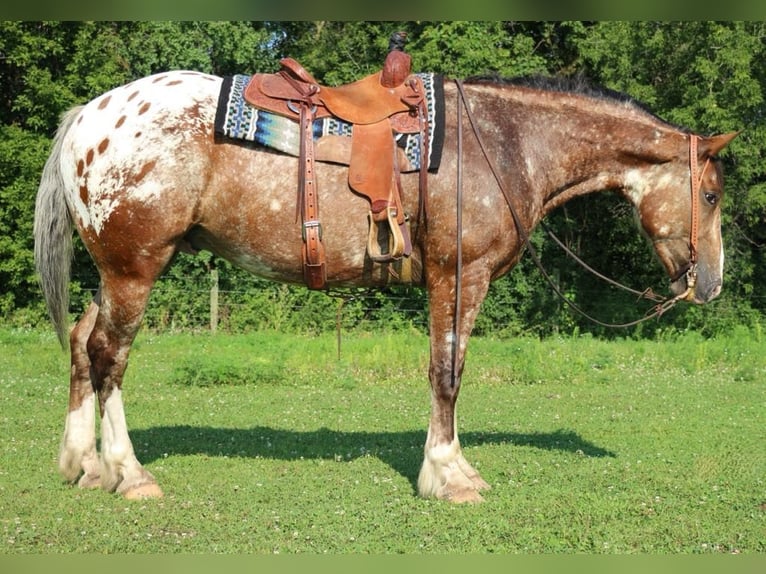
[452,79,708,349]
[452,85,464,386]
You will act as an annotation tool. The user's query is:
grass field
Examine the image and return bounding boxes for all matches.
[0,326,763,554]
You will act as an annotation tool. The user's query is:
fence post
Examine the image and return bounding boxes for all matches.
[210,267,219,333]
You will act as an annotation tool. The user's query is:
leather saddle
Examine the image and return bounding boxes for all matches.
[243,52,429,289]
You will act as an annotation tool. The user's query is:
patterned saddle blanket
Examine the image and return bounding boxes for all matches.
[214,73,445,173]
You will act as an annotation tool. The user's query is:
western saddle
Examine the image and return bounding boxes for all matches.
[243,32,429,289]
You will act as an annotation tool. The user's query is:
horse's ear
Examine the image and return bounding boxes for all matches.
[699,131,740,157]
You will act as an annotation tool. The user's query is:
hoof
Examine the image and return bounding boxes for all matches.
[77,473,101,489]
[123,483,164,500]
[444,487,484,504]
[456,455,491,491]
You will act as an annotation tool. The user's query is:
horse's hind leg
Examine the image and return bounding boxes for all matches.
[59,296,101,488]
[87,274,163,499]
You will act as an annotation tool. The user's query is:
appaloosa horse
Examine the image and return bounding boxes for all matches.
[34,70,736,502]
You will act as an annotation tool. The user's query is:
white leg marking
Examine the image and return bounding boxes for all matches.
[418,394,490,502]
[59,393,99,484]
[100,389,151,494]
[418,432,463,498]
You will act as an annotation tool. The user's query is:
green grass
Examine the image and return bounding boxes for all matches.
[0,327,763,554]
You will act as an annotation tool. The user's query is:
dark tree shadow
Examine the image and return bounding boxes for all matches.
[130,425,615,493]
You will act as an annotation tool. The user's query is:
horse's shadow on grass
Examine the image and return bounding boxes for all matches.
[130,426,615,492]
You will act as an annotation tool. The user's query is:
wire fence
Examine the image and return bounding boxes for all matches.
[67,260,766,340]
[118,272,432,335]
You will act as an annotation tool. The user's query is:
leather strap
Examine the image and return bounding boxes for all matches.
[298,101,326,289]
[685,134,711,294]
[689,135,701,265]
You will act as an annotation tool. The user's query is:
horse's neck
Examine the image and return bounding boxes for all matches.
[454,81,684,217]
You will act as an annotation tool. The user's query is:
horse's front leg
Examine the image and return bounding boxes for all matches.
[417,270,491,503]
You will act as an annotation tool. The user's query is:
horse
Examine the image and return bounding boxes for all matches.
[34,69,737,503]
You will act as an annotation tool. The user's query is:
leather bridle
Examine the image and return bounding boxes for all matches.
[681,133,711,300]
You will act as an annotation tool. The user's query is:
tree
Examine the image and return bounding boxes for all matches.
[1,21,764,336]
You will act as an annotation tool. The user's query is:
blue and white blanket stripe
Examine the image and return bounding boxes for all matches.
[214,72,444,172]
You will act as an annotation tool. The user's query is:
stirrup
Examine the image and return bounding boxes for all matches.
[367,207,407,262]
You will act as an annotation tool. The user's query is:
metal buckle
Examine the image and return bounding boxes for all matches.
[287,100,318,116]
[301,219,322,242]
[685,262,698,289]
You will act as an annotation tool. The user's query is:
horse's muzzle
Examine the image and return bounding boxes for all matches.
[692,280,722,304]
[670,267,721,304]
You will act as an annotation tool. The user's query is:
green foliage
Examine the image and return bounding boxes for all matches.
[171,354,288,387]
[412,21,548,77]
[0,22,79,131]
[2,21,765,339]
[275,22,396,84]
[0,125,50,318]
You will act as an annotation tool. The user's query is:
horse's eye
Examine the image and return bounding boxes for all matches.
[704,192,719,206]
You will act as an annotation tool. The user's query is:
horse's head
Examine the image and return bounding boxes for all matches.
[630,132,738,304]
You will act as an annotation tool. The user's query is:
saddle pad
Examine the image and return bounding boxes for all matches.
[214,73,445,172]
